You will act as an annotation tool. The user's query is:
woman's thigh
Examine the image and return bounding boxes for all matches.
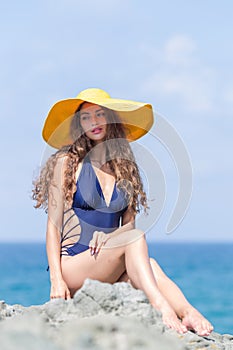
[61,245,126,292]
[116,257,166,284]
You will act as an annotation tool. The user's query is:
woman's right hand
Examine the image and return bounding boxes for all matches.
[50,278,71,300]
[89,230,110,256]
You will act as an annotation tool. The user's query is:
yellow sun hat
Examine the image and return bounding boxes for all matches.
[42,88,154,149]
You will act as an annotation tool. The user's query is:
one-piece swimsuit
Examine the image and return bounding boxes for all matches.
[61,156,128,256]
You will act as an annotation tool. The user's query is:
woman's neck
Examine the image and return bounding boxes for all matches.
[89,142,107,166]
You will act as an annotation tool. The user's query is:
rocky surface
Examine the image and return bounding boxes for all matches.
[0,279,232,349]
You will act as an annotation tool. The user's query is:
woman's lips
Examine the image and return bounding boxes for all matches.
[91,127,102,134]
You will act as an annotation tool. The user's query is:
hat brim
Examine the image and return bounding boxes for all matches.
[42,96,154,149]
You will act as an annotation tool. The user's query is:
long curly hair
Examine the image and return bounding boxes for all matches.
[32,105,148,215]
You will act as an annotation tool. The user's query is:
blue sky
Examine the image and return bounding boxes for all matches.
[0,0,232,242]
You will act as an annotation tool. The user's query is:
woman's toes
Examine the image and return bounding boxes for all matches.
[181,308,213,336]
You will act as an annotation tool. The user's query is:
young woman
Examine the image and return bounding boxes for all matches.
[33,88,213,336]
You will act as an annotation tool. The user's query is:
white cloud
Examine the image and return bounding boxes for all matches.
[144,69,214,113]
[164,35,197,65]
[140,35,216,113]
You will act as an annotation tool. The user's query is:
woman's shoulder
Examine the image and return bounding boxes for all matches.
[50,153,73,179]
[52,153,69,169]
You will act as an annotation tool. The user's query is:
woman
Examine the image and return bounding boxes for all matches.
[33,88,213,336]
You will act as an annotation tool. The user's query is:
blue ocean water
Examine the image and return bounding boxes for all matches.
[0,242,232,335]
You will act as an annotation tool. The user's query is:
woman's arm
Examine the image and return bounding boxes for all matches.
[46,219,71,299]
[89,206,138,255]
[110,206,136,236]
[46,156,71,299]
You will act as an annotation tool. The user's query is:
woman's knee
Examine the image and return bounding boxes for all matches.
[126,229,145,245]
[105,228,145,250]
[132,228,145,236]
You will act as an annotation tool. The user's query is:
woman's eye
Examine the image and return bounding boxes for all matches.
[97,112,105,118]
[81,115,89,121]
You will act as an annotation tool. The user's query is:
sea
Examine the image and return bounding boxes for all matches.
[0,242,232,335]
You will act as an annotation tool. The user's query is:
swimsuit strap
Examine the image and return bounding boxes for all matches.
[60,208,81,255]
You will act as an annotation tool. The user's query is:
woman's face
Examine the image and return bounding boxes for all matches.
[79,102,107,144]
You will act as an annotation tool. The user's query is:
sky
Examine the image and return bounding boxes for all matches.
[0,0,232,242]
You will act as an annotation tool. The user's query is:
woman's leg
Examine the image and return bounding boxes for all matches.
[149,258,213,336]
[61,230,187,334]
[117,257,213,336]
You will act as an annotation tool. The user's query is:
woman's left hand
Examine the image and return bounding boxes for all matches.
[89,231,109,256]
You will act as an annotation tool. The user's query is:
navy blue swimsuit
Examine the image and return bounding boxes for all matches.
[61,157,128,256]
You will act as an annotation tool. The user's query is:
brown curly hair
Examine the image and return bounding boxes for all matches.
[32,105,148,215]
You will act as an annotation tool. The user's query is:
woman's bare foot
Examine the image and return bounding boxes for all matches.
[153,301,188,334]
[181,307,214,336]
[162,308,188,334]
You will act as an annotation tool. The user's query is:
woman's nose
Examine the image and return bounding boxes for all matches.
[90,115,98,125]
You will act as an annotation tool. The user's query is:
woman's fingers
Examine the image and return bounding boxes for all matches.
[89,231,108,256]
[50,293,65,299]
[65,288,71,300]
[50,289,70,300]
[50,280,71,300]
[95,233,107,255]
[89,231,98,255]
